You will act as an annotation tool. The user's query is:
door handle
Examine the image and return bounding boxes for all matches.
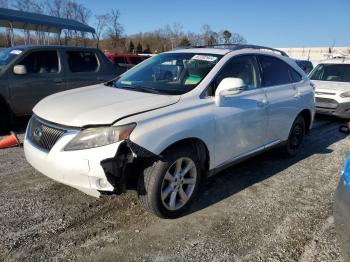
[293,85,301,99]
[257,99,269,107]
[97,77,105,81]
[54,78,63,84]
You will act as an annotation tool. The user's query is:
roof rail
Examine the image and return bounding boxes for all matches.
[176,44,289,57]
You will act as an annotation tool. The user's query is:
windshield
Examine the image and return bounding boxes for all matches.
[114,52,223,95]
[309,63,350,82]
[0,47,23,72]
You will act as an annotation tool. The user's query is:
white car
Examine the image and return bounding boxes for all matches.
[24,45,315,218]
[310,58,350,118]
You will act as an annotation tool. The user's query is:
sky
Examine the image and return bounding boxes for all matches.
[83,0,350,48]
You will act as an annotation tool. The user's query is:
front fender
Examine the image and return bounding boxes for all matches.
[128,100,216,168]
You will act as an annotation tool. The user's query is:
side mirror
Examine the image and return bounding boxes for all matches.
[13,65,27,75]
[215,77,245,106]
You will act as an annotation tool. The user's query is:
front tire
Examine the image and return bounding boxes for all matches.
[138,146,201,218]
[0,103,10,133]
[283,115,305,157]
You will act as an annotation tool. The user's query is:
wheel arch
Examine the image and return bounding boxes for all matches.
[160,137,210,174]
[0,94,13,120]
[298,108,312,133]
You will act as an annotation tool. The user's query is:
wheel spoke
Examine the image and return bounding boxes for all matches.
[162,185,173,201]
[164,172,175,182]
[179,162,193,177]
[178,187,189,203]
[169,191,177,210]
[183,178,196,185]
[175,159,183,175]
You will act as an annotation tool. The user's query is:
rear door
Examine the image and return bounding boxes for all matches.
[8,49,65,116]
[64,50,101,89]
[257,55,302,143]
[212,55,268,167]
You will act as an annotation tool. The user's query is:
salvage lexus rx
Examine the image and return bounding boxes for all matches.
[24,45,315,218]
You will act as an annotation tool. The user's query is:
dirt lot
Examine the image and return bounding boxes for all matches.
[0,116,348,262]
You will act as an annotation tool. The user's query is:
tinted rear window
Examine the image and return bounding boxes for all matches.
[259,55,291,87]
[309,64,350,82]
[67,51,98,73]
[114,57,127,64]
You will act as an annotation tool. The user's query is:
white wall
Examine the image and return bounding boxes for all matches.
[277,47,350,65]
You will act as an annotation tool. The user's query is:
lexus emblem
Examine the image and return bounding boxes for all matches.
[33,126,43,141]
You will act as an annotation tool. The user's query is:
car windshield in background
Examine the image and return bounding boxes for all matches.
[114,52,223,95]
[0,47,23,71]
[310,63,350,82]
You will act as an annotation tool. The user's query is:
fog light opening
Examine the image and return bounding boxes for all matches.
[97,178,109,189]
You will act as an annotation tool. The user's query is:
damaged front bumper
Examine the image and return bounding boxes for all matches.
[24,129,155,197]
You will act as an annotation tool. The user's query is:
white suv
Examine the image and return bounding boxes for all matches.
[309,58,350,118]
[24,45,315,218]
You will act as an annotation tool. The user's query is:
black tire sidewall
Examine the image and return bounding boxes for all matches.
[140,147,202,218]
[0,103,10,133]
[286,115,305,156]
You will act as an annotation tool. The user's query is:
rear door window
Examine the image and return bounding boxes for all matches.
[288,67,302,83]
[115,57,127,64]
[18,51,59,74]
[258,55,291,87]
[67,51,98,73]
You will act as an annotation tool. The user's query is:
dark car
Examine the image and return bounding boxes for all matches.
[295,59,314,74]
[335,153,350,262]
[0,45,118,130]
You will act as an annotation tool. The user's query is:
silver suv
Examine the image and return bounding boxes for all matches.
[0,45,118,131]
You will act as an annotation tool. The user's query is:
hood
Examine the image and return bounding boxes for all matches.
[312,80,350,93]
[33,84,180,127]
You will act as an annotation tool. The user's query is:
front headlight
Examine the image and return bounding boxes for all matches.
[340,91,350,98]
[64,123,136,151]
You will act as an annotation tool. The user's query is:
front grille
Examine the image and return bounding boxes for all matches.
[28,117,66,151]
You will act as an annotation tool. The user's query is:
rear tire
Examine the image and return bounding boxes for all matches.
[138,146,201,218]
[282,115,305,157]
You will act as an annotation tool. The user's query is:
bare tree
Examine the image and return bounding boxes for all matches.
[95,14,110,48]
[222,30,232,44]
[231,33,247,44]
[107,9,124,49]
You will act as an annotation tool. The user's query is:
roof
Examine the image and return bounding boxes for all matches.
[168,48,231,55]
[169,44,289,57]
[0,8,95,34]
[3,45,99,51]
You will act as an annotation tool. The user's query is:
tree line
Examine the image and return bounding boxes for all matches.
[0,0,247,53]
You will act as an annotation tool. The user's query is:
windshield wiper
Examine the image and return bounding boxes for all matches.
[136,86,163,94]
[118,85,163,94]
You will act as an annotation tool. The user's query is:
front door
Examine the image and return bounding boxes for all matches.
[212,55,268,167]
[8,50,65,116]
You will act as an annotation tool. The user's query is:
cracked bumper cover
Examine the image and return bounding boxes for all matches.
[24,129,156,197]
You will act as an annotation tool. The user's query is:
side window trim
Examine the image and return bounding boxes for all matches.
[203,54,262,97]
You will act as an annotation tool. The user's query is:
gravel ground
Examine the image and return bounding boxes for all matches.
[0,116,348,262]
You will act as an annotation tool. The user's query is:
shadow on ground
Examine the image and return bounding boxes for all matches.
[187,115,347,215]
